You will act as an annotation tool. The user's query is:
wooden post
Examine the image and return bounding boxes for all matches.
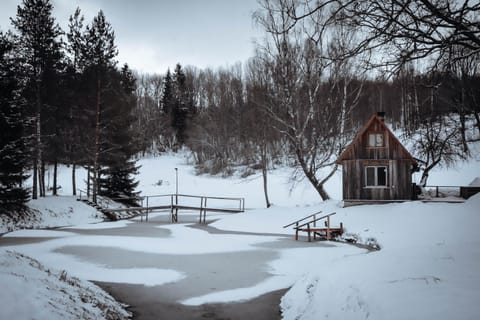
[326,215,331,241]
[203,198,208,224]
[295,222,299,241]
[307,223,311,242]
[199,197,203,223]
[146,196,149,222]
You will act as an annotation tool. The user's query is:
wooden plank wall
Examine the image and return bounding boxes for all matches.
[342,159,413,200]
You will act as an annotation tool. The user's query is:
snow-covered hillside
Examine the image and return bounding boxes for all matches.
[1,152,479,319]
[0,250,131,320]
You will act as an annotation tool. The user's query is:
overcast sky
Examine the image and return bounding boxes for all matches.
[0,0,263,74]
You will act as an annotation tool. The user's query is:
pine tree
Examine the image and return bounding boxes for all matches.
[11,0,63,199]
[64,7,86,196]
[0,32,30,211]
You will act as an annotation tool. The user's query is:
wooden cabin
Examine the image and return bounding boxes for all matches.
[336,113,418,205]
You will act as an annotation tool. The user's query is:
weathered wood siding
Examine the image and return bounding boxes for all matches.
[339,121,411,161]
[338,116,416,201]
[342,160,413,200]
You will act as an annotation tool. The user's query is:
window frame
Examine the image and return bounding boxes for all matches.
[368,133,385,148]
[365,166,388,188]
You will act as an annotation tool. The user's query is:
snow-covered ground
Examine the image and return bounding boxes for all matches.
[0,250,131,320]
[1,151,479,319]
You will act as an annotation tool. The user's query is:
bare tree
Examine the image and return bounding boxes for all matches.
[441,41,480,144]
[254,0,364,201]
[410,115,468,186]
[280,0,480,73]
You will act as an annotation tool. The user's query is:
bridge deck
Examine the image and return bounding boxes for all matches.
[106,205,243,214]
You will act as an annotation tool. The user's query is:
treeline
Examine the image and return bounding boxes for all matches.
[136,63,480,158]
[2,0,479,211]
[134,57,480,200]
[0,0,139,212]
[133,0,480,203]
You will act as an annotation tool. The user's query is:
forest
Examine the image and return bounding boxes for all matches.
[1,0,479,212]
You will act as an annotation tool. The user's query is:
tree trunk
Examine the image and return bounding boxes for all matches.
[262,166,271,208]
[419,158,441,187]
[86,166,90,198]
[261,135,271,208]
[459,87,469,153]
[32,161,38,200]
[39,160,45,197]
[35,78,43,198]
[295,147,331,201]
[72,163,76,196]
[93,78,101,203]
[53,160,57,196]
[315,184,330,201]
[473,111,480,136]
[419,171,429,187]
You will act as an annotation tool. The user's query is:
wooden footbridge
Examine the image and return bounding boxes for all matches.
[78,192,245,224]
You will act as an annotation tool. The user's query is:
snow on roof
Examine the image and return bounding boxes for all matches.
[468,177,480,186]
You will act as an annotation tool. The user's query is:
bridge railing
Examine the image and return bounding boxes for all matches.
[129,194,245,222]
[78,191,245,223]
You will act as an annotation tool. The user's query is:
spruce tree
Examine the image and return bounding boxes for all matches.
[98,64,140,204]
[80,10,118,203]
[172,63,190,145]
[0,32,30,211]
[162,69,173,114]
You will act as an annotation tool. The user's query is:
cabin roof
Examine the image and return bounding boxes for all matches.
[336,114,417,164]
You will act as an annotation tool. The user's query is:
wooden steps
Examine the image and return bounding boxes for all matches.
[284,212,344,242]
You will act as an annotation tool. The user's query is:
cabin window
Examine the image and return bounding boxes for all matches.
[368,133,384,147]
[365,166,388,187]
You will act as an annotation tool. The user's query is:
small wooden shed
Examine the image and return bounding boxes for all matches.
[336,113,418,204]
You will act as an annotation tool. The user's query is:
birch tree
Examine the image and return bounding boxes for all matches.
[254,0,364,200]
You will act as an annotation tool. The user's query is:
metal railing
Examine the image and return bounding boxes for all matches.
[78,191,245,223]
[422,186,461,198]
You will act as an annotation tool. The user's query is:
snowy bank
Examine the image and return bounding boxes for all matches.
[0,250,130,320]
[0,196,103,234]
[280,194,480,320]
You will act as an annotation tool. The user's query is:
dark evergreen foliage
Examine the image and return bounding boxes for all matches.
[98,65,140,203]
[0,32,30,210]
[11,0,63,199]
[161,63,196,146]
[162,69,173,114]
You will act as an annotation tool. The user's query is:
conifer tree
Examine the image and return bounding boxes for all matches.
[80,10,118,203]
[98,64,140,204]
[162,69,173,114]
[0,32,30,210]
[11,0,63,199]
[172,63,190,145]
[64,7,86,195]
